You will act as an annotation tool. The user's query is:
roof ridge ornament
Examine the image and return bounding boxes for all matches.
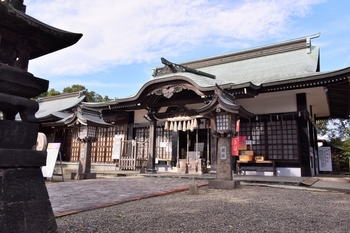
[306,33,320,54]
[161,57,216,79]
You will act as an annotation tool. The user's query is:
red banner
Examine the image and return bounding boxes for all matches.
[236,119,240,133]
[232,137,239,156]
[232,135,247,156]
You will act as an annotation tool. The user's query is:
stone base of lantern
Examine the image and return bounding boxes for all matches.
[0,122,57,232]
[0,167,57,232]
[71,172,97,180]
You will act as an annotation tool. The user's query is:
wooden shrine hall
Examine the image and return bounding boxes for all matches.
[43,33,350,177]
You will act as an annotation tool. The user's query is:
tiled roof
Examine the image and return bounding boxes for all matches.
[75,105,111,127]
[49,106,110,127]
[42,105,110,127]
[35,91,86,120]
[153,46,319,88]
[204,46,318,86]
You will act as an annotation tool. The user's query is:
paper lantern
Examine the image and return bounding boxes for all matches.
[178,121,182,131]
[174,121,178,132]
[193,118,198,129]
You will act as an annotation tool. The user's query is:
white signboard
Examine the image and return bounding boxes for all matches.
[220,146,227,159]
[318,147,332,172]
[160,141,172,152]
[42,143,61,178]
[112,135,124,159]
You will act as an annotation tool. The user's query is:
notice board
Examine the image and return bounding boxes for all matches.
[112,134,124,159]
[318,146,332,172]
[42,143,61,178]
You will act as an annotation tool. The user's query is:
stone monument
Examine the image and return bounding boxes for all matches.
[0,1,82,232]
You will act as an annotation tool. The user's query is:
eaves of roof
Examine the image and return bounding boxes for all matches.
[0,3,82,59]
[36,111,72,123]
[82,74,262,111]
[42,110,111,128]
[260,66,350,92]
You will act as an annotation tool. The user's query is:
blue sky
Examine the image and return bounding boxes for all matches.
[25,0,350,99]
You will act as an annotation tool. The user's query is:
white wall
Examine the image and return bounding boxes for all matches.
[237,87,329,117]
[237,92,297,115]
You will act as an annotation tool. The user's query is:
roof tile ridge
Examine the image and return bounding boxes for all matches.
[154,33,320,73]
[37,90,86,103]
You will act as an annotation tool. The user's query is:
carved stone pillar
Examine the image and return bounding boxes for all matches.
[216,136,233,180]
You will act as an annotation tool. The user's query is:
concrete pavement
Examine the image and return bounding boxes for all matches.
[46,176,209,217]
[46,172,350,218]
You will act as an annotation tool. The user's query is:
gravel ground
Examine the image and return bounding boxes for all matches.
[56,185,350,233]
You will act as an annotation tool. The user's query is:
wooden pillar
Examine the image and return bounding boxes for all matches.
[171,131,178,168]
[146,119,157,173]
[296,93,311,176]
[209,117,217,173]
[313,114,319,175]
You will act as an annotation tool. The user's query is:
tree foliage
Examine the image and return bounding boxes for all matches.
[35,88,61,99]
[34,84,111,102]
[317,118,350,172]
[317,119,350,141]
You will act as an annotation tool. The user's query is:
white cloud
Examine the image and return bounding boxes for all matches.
[24,0,324,77]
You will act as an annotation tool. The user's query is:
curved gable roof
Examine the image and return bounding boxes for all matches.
[35,91,86,120]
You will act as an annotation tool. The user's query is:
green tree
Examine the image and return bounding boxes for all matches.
[33,84,111,102]
[62,84,86,93]
[33,88,60,99]
[62,84,111,102]
[317,118,350,172]
[317,119,350,141]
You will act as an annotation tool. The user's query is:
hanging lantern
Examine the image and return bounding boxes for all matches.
[174,121,178,132]
[164,121,169,131]
[178,121,182,131]
[182,121,186,131]
[215,112,236,132]
[169,122,174,131]
[77,125,98,141]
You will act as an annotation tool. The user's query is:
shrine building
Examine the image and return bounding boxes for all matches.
[40,33,350,177]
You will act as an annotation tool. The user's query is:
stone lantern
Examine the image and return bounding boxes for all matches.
[56,105,110,180]
[213,108,237,181]
[0,1,82,231]
[197,84,252,189]
[75,124,98,179]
